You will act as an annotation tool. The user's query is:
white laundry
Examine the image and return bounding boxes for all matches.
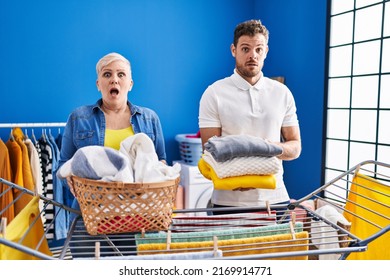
[119,133,181,183]
[310,205,351,260]
[57,133,180,183]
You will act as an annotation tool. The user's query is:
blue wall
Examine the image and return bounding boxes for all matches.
[255,0,328,198]
[0,0,327,199]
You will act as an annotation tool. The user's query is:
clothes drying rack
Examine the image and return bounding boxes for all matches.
[0,160,389,260]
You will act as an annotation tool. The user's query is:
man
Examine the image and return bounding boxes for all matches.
[198,19,301,212]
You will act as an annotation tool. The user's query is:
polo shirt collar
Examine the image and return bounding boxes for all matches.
[231,68,264,91]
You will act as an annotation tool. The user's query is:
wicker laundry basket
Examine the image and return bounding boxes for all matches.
[70,176,180,235]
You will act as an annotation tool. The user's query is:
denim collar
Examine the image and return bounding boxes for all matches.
[93,98,143,116]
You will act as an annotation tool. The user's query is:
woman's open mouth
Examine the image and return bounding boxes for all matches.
[110,88,119,95]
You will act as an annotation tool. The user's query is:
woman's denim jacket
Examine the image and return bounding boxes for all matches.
[54,99,166,238]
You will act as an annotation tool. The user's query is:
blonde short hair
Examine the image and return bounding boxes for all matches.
[96,52,131,77]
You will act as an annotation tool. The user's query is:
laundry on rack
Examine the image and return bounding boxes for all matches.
[0,196,52,260]
[344,173,390,260]
[135,222,304,245]
[202,150,280,179]
[204,134,282,162]
[169,212,277,232]
[310,205,351,260]
[75,250,224,260]
[0,139,14,222]
[137,231,309,260]
[198,158,276,190]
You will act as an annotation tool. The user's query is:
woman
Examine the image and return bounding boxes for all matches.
[56,52,167,257]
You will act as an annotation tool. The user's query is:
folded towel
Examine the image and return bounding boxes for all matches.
[75,250,223,260]
[198,158,276,190]
[138,231,309,260]
[203,150,280,178]
[204,135,283,162]
[135,222,303,245]
[119,133,181,182]
[57,146,134,182]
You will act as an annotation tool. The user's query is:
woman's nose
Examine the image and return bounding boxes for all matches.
[111,75,119,84]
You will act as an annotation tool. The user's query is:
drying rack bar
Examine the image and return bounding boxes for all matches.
[1,160,389,260]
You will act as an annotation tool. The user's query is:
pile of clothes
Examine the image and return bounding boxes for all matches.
[57,133,180,183]
[198,135,282,190]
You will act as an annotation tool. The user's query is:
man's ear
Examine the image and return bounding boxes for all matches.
[264,46,269,59]
[230,43,236,57]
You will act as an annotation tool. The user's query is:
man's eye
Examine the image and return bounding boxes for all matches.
[242,47,249,52]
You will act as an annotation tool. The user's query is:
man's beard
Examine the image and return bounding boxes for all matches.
[236,64,260,78]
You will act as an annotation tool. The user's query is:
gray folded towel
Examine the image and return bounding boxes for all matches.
[204,135,283,162]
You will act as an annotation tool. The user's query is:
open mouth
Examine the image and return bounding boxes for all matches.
[110,88,119,95]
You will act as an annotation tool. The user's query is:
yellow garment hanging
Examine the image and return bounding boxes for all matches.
[0,196,52,260]
[138,231,309,260]
[198,157,276,190]
[0,139,15,222]
[344,173,390,260]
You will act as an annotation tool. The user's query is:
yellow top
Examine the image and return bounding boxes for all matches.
[104,126,134,150]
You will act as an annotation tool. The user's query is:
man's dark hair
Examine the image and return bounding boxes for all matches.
[233,19,269,47]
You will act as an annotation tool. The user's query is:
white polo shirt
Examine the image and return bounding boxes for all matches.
[198,69,299,206]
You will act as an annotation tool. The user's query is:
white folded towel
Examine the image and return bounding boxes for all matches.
[202,150,280,178]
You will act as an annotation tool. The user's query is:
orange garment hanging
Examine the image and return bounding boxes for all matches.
[0,196,52,260]
[5,128,35,216]
[344,173,390,260]
[0,139,14,222]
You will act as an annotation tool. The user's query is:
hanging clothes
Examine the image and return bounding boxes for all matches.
[0,196,52,260]
[37,132,55,240]
[0,139,14,222]
[47,129,68,240]
[24,137,45,221]
[5,136,30,215]
[12,127,35,196]
[344,173,390,260]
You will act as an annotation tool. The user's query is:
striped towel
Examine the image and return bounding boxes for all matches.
[135,222,303,245]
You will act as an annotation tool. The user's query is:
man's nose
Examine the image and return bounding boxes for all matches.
[250,51,258,60]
